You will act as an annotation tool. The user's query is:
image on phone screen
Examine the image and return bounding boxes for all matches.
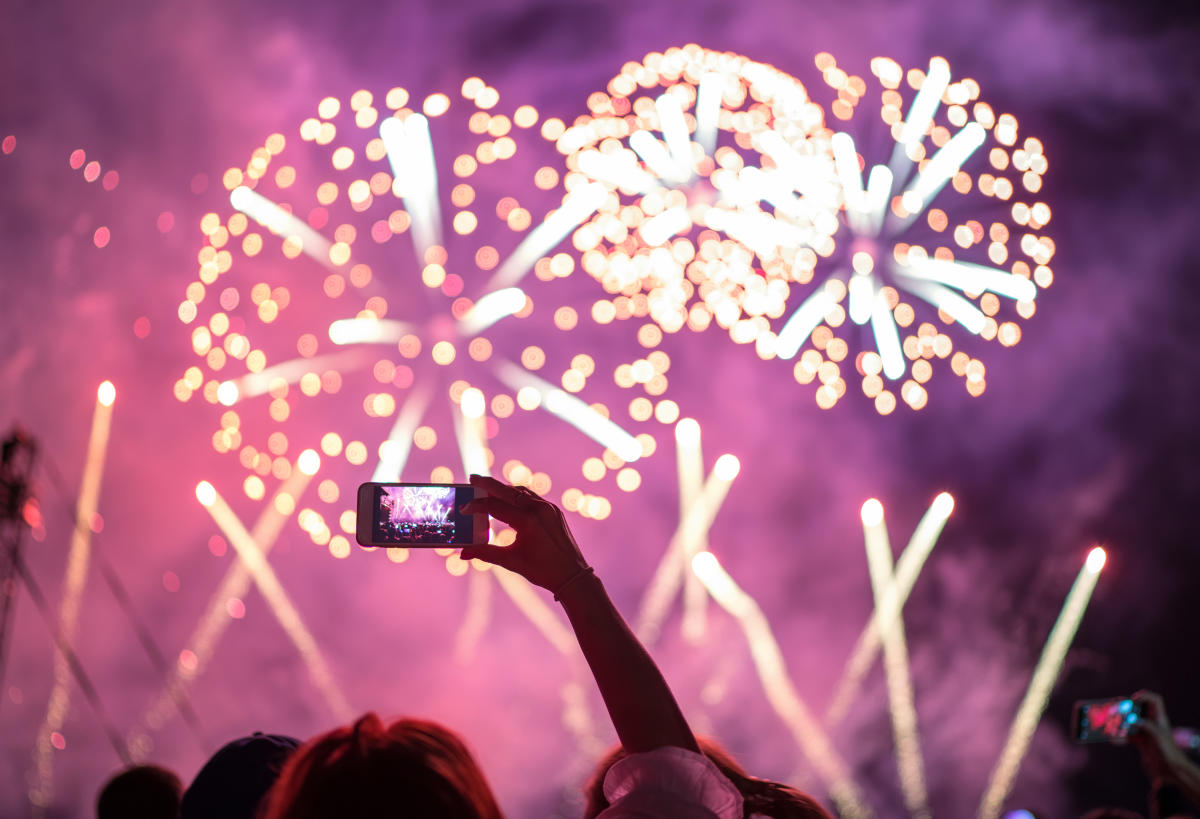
[1075,698,1142,743]
[371,485,476,545]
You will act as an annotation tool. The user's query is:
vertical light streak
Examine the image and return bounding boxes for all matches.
[380,114,442,261]
[675,419,708,643]
[30,382,115,810]
[978,548,1106,819]
[695,72,723,157]
[636,454,740,644]
[692,551,873,819]
[230,186,332,267]
[483,181,608,291]
[832,132,870,234]
[860,500,930,819]
[864,164,894,235]
[655,93,695,180]
[887,57,952,182]
[371,385,432,481]
[848,272,875,326]
[828,493,954,725]
[493,360,642,462]
[131,468,313,754]
[897,277,988,334]
[776,284,836,360]
[871,289,906,379]
[452,387,490,480]
[195,476,353,723]
[456,288,529,336]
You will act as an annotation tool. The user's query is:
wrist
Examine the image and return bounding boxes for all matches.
[552,565,595,602]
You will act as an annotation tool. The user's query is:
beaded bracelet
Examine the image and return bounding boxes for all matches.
[552,566,595,602]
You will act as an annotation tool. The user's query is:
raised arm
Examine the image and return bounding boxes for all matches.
[1131,691,1200,814]
[460,474,699,754]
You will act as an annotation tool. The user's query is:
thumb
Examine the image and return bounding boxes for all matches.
[459,543,512,568]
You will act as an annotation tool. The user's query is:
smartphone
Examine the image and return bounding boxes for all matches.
[356,483,488,548]
[1071,696,1144,743]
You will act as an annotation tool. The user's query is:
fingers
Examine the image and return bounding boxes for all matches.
[1134,690,1168,726]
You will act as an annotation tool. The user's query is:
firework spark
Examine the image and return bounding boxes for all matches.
[556,44,842,353]
[776,53,1053,412]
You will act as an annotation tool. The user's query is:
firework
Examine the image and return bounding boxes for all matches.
[778,53,1053,412]
[555,44,842,351]
[174,79,678,575]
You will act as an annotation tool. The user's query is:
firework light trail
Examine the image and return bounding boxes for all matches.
[827,491,954,724]
[194,470,354,723]
[29,382,115,812]
[773,53,1054,412]
[128,465,315,757]
[635,435,740,645]
[860,499,929,819]
[977,547,1106,819]
[692,550,873,819]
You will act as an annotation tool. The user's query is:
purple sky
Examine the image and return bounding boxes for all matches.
[2,0,1199,816]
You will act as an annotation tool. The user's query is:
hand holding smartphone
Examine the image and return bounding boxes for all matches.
[1071,696,1145,744]
[356,483,488,547]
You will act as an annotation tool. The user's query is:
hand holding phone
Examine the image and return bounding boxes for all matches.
[1071,696,1145,744]
[458,474,589,593]
[356,483,488,548]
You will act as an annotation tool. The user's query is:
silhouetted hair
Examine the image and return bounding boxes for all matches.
[97,764,182,819]
[583,738,833,819]
[260,713,504,819]
[181,731,300,819]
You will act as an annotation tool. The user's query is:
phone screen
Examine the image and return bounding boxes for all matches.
[1074,697,1143,743]
[370,484,477,546]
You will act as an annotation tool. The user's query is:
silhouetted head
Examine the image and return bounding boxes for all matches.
[583,738,833,819]
[181,731,300,819]
[260,713,503,819]
[96,764,182,819]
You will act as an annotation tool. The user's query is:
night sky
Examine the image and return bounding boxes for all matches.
[2,0,1199,816]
